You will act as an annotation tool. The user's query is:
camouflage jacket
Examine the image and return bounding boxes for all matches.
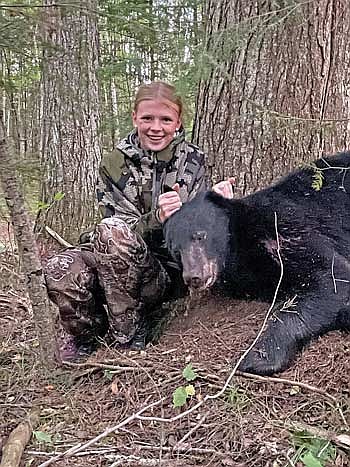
[97,128,207,245]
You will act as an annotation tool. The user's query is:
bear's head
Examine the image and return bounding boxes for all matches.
[164,191,233,291]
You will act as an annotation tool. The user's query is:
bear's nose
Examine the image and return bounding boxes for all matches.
[192,230,207,242]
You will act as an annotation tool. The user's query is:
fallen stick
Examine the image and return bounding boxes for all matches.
[0,408,40,467]
[45,225,72,248]
[236,371,338,403]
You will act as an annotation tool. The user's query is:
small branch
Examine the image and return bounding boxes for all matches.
[31,444,227,458]
[108,455,185,466]
[0,113,59,369]
[63,361,139,372]
[236,371,338,403]
[45,225,73,248]
[37,397,165,467]
[0,408,40,467]
[174,411,209,448]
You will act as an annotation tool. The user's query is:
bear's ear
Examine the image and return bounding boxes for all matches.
[205,191,235,211]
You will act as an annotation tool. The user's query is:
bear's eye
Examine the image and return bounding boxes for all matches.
[192,230,207,242]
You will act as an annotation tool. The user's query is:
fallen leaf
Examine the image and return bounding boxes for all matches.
[289,385,300,395]
[111,380,119,395]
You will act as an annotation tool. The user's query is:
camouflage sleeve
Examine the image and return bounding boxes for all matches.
[134,210,162,237]
[97,144,208,238]
[97,168,162,237]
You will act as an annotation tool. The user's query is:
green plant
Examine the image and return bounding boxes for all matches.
[311,167,324,191]
[290,430,336,467]
[33,430,53,445]
[172,363,199,408]
[173,384,196,408]
[182,362,198,382]
[224,385,250,411]
[36,192,65,214]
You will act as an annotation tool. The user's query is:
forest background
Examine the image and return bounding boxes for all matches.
[2,0,350,245]
[1,2,350,466]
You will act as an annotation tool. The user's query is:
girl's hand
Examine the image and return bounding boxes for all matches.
[157,183,182,222]
[212,177,235,199]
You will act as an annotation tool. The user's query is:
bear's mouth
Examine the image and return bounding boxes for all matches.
[181,255,219,292]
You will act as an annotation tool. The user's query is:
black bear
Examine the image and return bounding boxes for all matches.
[164,151,350,375]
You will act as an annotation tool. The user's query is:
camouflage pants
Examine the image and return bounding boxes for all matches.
[44,218,170,348]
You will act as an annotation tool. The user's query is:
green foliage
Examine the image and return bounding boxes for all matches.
[36,192,65,214]
[0,64,40,94]
[311,167,324,191]
[182,362,198,381]
[172,386,187,407]
[172,363,199,408]
[224,385,250,411]
[291,430,337,467]
[301,162,325,191]
[33,430,53,445]
[0,1,42,55]
[36,201,50,212]
[300,452,323,467]
[173,384,195,408]
[53,192,65,202]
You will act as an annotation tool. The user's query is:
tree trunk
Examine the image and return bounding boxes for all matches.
[193,0,350,195]
[38,0,101,242]
[0,113,58,370]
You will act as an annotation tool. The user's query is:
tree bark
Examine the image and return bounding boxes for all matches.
[0,113,58,370]
[193,0,350,195]
[38,0,101,242]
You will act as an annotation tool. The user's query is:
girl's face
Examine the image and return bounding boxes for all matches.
[132,99,181,152]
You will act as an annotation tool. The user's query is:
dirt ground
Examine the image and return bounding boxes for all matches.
[1,227,350,467]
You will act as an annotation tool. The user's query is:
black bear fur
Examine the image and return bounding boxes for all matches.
[164,151,350,375]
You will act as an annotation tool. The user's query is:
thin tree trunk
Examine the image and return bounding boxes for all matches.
[0,113,58,370]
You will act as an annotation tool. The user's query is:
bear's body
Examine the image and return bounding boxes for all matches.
[164,152,350,375]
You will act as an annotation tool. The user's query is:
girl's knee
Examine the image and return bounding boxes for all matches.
[94,218,145,255]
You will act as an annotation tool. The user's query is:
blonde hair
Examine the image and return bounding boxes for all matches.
[133,81,183,119]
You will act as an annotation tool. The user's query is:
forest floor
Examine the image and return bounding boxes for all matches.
[1,224,350,467]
